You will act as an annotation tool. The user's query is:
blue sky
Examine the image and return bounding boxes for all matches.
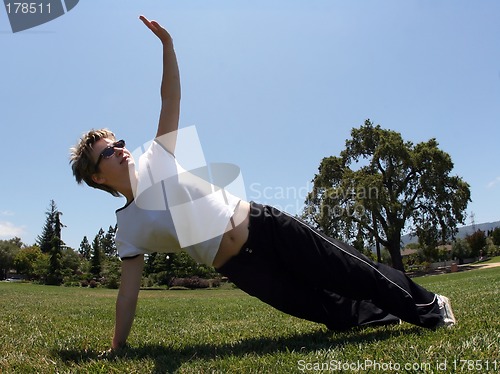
[1,0,499,250]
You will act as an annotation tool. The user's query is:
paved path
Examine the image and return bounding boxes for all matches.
[469,262,500,270]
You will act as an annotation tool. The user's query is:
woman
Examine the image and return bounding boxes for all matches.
[70,15,455,352]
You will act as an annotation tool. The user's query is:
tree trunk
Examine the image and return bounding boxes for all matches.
[387,240,405,272]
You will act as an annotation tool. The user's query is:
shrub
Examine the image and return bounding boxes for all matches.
[466,230,487,257]
[490,227,500,246]
[102,275,119,289]
[169,277,208,289]
[420,261,431,272]
[210,278,221,288]
[452,238,472,264]
[142,276,156,288]
[101,258,121,289]
[154,271,172,286]
[403,253,419,272]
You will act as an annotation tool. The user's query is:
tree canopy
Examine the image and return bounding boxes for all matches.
[303,120,471,271]
[0,238,23,279]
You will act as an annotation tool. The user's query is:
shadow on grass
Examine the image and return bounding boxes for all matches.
[54,326,424,373]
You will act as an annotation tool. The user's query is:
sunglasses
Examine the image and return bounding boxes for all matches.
[95,139,125,169]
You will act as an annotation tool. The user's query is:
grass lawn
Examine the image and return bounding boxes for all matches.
[477,255,500,264]
[1,267,499,373]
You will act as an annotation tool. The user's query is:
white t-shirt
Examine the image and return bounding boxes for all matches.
[115,137,243,266]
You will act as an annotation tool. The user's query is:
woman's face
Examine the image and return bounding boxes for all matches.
[91,137,135,189]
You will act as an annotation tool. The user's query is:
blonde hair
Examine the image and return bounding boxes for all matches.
[70,129,120,197]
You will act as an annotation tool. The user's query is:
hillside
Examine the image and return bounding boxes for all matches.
[401,220,500,246]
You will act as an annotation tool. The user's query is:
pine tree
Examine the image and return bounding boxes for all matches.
[78,236,91,260]
[101,225,117,257]
[90,231,103,278]
[46,236,63,285]
[39,200,65,285]
[37,200,58,254]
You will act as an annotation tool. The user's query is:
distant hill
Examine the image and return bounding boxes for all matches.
[401,221,500,247]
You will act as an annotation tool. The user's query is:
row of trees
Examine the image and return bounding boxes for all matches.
[0,200,217,288]
[451,228,500,262]
[2,221,497,287]
[401,228,500,270]
[0,201,73,284]
[1,120,498,282]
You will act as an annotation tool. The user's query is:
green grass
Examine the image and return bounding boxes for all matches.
[478,255,500,264]
[1,268,499,373]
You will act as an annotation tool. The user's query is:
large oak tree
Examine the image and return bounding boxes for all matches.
[303,120,471,271]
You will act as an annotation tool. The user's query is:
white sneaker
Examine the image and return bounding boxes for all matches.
[437,295,456,327]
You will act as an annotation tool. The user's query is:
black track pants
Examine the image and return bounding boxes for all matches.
[217,202,441,330]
